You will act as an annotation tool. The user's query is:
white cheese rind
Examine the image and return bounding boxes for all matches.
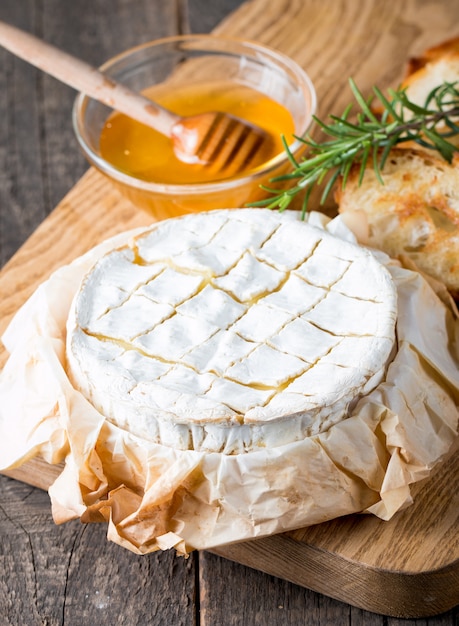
[66,209,397,454]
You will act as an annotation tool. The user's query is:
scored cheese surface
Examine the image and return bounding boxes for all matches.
[66,209,398,454]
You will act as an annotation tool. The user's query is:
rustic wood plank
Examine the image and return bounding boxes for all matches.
[10,448,458,618]
[188,0,246,33]
[0,0,187,268]
[201,548,459,625]
[39,0,189,213]
[200,4,459,616]
[0,168,150,369]
[199,550,384,626]
[0,0,46,266]
[0,2,198,626]
[1,0,459,624]
[0,475,197,626]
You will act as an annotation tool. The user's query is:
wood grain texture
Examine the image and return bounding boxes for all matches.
[212,456,459,618]
[7,448,459,617]
[1,0,459,624]
[0,168,150,369]
[0,0,187,267]
[0,476,197,626]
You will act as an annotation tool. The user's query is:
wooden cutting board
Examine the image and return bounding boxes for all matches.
[2,0,459,618]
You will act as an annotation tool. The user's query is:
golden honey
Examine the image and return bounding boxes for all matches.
[74,36,316,221]
[100,81,294,185]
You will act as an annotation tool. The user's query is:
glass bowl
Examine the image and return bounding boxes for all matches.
[73,35,317,220]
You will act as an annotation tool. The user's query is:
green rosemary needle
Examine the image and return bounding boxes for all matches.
[251,78,459,217]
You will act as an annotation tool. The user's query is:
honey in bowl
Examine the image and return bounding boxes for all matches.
[73,36,317,220]
[99,81,295,185]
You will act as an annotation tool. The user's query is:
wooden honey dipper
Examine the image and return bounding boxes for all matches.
[0,21,275,176]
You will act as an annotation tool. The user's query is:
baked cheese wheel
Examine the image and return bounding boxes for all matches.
[66,209,397,454]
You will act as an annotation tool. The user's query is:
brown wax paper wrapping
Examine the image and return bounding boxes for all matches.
[0,213,458,556]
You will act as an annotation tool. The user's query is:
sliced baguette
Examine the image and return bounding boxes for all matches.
[401,37,459,148]
[336,148,459,298]
[337,40,459,298]
[405,35,459,77]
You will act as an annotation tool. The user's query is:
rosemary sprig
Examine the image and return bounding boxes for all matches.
[251,79,459,217]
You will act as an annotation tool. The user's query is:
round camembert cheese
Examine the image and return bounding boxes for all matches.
[66,209,397,454]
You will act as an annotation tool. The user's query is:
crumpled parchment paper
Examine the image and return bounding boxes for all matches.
[0,212,458,555]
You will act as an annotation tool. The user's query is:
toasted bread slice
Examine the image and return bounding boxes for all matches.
[403,53,459,105]
[336,148,459,298]
[405,35,459,76]
[371,37,459,139]
[401,38,459,148]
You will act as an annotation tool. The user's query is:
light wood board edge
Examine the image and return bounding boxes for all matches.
[2,458,62,491]
[1,168,458,618]
[3,450,459,620]
[211,533,459,619]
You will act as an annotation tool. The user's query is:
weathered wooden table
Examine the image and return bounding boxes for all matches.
[1,1,458,624]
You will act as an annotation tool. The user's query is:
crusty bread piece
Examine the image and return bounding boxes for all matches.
[336,148,459,298]
[371,37,459,140]
[336,39,459,298]
[401,37,459,147]
[405,35,459,76]
[403,53,459,110]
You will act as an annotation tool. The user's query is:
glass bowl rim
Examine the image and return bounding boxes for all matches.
[72,33,318,195]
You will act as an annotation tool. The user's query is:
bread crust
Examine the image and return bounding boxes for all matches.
[337,37,459,300]
[337,148,459,299]
[405,35,459,76]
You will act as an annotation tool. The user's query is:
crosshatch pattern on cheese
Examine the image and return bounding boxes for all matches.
[66,209,398,454]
